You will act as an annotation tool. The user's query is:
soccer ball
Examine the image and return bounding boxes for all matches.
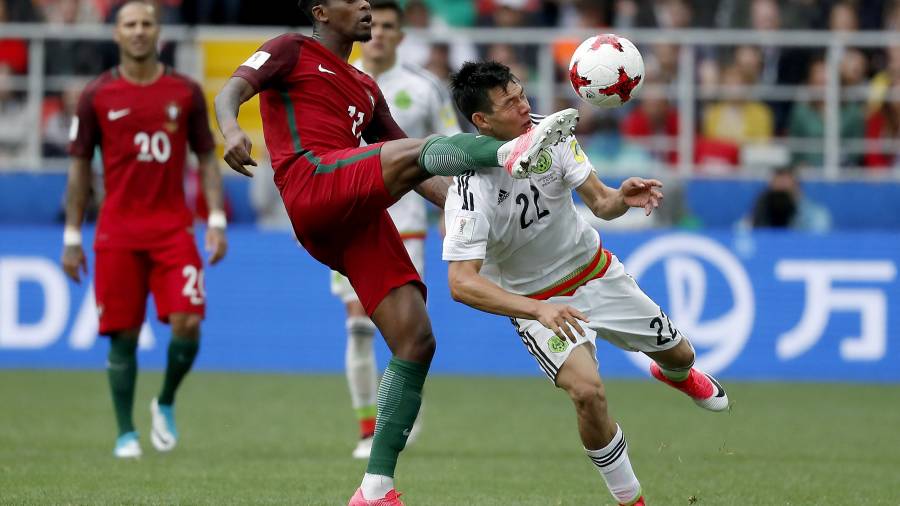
[568,34,644,108]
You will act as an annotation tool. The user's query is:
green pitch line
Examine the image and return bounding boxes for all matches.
[1,371,898,505]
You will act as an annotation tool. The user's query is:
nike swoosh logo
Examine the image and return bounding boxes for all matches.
[318,64,336,75]
[402,428,411,436]
[707,374,726,398]
[108,108,130,121]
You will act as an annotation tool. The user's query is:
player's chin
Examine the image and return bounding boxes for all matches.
[355,30,373,43]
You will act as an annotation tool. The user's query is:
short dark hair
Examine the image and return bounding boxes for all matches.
[449,61,517,125]
[298,0,326,23]
[371,0,404,24]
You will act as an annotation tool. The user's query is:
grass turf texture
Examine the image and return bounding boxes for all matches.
[1,371,898,505]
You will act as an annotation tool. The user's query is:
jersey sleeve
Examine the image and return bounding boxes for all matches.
[231,34,301,91]
[362,85,407,143]
[442,172,493,262]
[68,82,100,158]
[187,81,215,154]
[556,137,595,189]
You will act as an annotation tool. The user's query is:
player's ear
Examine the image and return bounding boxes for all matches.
[471,111,488,132]
[311,3,328,24]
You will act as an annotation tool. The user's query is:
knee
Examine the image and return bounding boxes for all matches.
[565,379,607,413]
[407,327,436,362]
[170,313,201,340]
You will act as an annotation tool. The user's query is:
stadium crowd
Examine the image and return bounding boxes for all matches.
[1,0,899,171]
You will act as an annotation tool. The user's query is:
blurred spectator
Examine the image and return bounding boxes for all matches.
[485,43,530,83]
[733,45,764,86]
[868,45,900,113]
[620,86,679,165]
[423,0,475,27]
[0,63,30,161]
[787,58,865,168]
[624,0,695,28]
[840,48,869,88]
[42,80,83,156]
[397,0,476,73]
[751,166,832,232]
[44,0,105,76]
[864,80,900,169]
[3,0,42,21]
[103,0,182,24]
[829,0,859,31]
[703,65,774,144]
[0,0,29,74]
[644,43,680,85]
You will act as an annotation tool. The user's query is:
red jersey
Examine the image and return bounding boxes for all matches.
[232,34,406,172]
[69,66,215,249]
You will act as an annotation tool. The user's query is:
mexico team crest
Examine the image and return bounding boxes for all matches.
[531,148,552,174]
[548,335,569,353]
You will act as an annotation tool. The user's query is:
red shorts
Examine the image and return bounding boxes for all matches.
[94,232,205,335]
[276,144,425,315]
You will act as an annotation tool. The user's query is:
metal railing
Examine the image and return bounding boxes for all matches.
[2,23,900,179]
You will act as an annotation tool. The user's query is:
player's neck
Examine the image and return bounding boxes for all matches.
[362,55,396,78]
[313,31,354,62]
[118,59,163,85]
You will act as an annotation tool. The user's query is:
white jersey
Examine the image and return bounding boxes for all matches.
[354,60,461,237]
[442,131,600,296]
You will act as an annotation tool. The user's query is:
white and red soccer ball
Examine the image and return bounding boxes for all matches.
[568,34,644,108]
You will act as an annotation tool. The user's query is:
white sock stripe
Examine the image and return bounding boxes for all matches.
[346,317,376,335]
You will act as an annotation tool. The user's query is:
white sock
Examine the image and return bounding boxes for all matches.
[345,317,377,411]
[360,473,394,499]
[585,425,641,504]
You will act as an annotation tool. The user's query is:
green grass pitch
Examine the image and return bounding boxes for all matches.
[1,370,898,505]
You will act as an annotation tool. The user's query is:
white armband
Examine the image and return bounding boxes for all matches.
[63,226,82,246]
[208,210,227,229]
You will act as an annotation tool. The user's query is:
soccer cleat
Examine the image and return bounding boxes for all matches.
[150,397,178,451]
[650,363,729,412]
[621,496,646,506]
[113,431,142,459]
[499,108,579,178]
[352,435,374,459]
[348,488,404,506]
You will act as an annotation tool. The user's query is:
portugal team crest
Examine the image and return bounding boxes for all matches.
[164,102,180,133]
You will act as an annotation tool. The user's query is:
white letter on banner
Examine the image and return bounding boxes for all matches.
[776,261,896,361]
[0,257,69,349]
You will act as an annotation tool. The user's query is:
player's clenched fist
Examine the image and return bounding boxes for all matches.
[222,128,257,177]
[61,245,87,283]
[534,302,590,343]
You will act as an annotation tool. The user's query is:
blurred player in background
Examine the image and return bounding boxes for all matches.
[62,0,227,459]
[332,0,462,460]
[444,61,730,506]
[214,0,576,502]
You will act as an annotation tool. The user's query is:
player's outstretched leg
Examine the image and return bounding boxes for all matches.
[556,345,644,506]
[349,285,433,506]
[107,332,141,458]
[418,108,579,179]
[345,312,379,459]
[151,313,201,452]
[647,340,729,412]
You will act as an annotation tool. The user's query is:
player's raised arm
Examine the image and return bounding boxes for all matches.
[576,174,664,219]
[214,77,258,177]
[61,157,92,283]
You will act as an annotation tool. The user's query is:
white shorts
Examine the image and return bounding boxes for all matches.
[511,253,682,382]
[330,238,425,304]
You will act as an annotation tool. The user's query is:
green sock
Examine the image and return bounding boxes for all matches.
[367,357,429,477]
[418,134,506,176]
[157,336,200,406]
[107,337,138,436]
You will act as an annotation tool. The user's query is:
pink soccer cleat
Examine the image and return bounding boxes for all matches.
[650,363,729,412]
[348,488,404,506]
[498,108,579,178]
